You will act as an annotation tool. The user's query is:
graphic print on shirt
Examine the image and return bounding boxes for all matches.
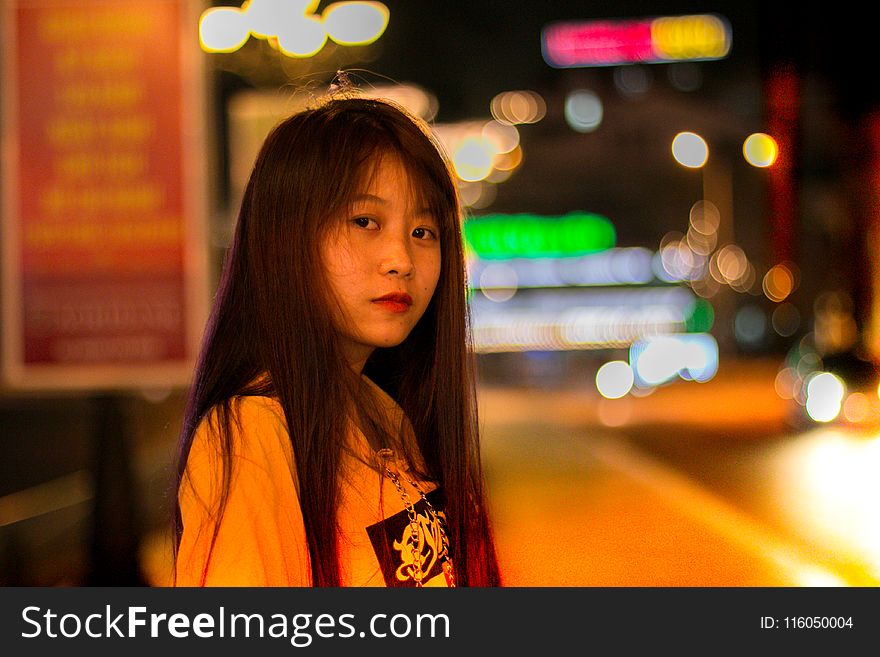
[365,487,449,587]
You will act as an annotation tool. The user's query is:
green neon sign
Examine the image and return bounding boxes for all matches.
[463,212,616,259]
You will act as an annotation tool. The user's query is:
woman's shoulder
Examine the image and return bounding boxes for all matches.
[195,394,285,434]
[193,394,292,468]
[231,394,285,425]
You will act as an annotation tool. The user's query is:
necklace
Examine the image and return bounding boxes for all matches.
[377,448,456,587]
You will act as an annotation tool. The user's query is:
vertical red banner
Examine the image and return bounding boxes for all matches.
[2,0,207,389]
[765,62,800,267]
[863,112,880,361]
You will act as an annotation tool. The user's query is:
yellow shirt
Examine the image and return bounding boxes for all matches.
[176,379,451,587]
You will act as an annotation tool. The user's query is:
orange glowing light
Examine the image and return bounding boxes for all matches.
[763,263,795,302]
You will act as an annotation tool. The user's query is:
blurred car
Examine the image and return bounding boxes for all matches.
[776,337,880,427]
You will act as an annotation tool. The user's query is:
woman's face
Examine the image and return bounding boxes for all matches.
[321,153,442,372]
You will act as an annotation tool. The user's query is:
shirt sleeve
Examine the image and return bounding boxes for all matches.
[175,396,311,586]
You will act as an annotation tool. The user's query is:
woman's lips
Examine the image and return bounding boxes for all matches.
[373,293,413,313]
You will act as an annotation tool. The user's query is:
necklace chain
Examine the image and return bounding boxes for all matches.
[378,448,456,587]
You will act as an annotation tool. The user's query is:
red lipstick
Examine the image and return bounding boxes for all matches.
[373,292,413,313]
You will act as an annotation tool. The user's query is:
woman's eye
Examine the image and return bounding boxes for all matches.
[413,227,438,240]
[352,216,378,229]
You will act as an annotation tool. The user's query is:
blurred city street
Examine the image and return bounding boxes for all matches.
[477,358,880,587]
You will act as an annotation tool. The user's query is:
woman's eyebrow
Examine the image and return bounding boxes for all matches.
[350,193,433,216]
[351,193,387,205]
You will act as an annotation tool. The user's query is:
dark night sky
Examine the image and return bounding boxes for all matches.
[366,0,877,122]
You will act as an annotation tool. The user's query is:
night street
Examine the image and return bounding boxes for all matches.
[477,358,880,587]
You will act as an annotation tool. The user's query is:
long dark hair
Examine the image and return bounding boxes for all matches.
[172,94,501,586]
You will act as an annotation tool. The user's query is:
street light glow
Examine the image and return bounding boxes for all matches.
[452,137,495,182]
[199,7,250,53]
[490,90,546,125]
[198,0,389,56]
[672,131,708,168]
[323,1,390,45]
[596,360,635,399]
[565,90,604,132]
[688,200,720,235]
[805,372,845,423]
[276,15,326,57]
[743,132,779,167]
[763,263,795,302]
[481,120,520,154]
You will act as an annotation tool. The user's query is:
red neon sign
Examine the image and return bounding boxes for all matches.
[542,14,731,68]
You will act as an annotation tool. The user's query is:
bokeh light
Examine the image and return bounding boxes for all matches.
[805,372,845,423]
[199,0,389,56]
[596,360,635,399]
[743,132,779,168]
[276,15,326,57]
[245,0,305,39]
[490,90,546,125]
[729,261,757,293]
[667,62,702,91]
[614,65,652,96]
[479,263,518,303]
[688,199,720,235]
[842,393,870,424]
[672,131,708,168]
[432,120,526,195]
[686,226,717,256]
[775,367,798,400]
[492,145,523,172]
[199,7,250,53]
[452,137,495,182]
[630,334,718,386]
[763,263,796,302]
[481,120,520,154]
[459,181,496,210]
[690,275,721,299]
[597,397,633,427]
[734,304,766,347]
[656,236,706,282]
[771,302,801,337]
[323,1,390,45]
[564,90,603,133]
[711,244,748,284]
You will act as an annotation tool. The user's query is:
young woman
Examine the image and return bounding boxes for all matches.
[172,92,502,587]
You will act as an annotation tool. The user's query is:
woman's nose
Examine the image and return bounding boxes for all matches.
[379,233,414,277]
